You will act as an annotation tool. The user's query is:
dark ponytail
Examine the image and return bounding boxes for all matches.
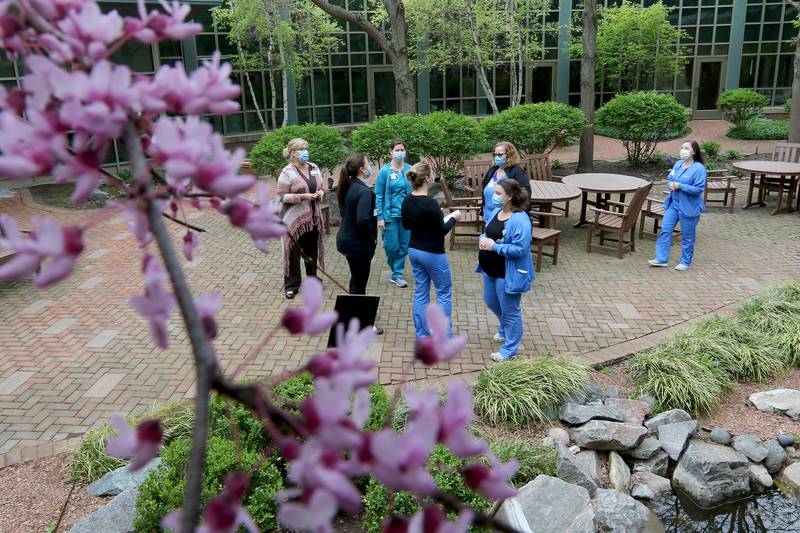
[498,179,529,212]
[337,153,366,209]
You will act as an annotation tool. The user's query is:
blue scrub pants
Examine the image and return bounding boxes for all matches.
[408,248,452,338]
[655,205,700,266]
[383,217,410,281]
[482,273,523,358]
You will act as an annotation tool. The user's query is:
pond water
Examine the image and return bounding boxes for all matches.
[651,487,800,532]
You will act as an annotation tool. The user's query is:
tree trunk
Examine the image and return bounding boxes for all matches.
[231,0,268,131]
[577,0,598,173]
[264,37,278,130]
[790,1,800,142]
[309,0,418,114]
[278,43,290,126]
[465,0,499,114]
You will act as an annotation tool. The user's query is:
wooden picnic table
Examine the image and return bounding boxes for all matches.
[562,173,650,227]
[732,160,800,215]
[530,180,581,228]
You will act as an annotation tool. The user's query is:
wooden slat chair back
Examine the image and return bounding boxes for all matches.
[586,183,652,258]
[756,142,800,204]
[463,159,489,196]
[438,173,484,249]
[524,154,571,217]
[703,167,737,213]
[773,143,800,163]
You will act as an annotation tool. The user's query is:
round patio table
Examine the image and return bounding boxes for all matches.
[529,180,582,228]
[562,173,650,227]
[732,160,800,215]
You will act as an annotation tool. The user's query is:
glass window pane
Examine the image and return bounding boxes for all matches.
[218,38,236,56]
[762,24,780,40]
[350,53,366,65]
[332,69,349,104]
[681,27,697,43]
[446,66,460,98]
[111,40,153,72]
[667,9,679,24]
[334,105,351,124]
[740,56,757,86]
[683,0,698,6]
[351,68,367,102]
[446,100,460,112]
[349,33,365,52]
[369,54,384,65]
[676,59,694,90]
[332,54,348,66]
[196,35,216,57]
[716,7,732,23]
[0,55,14,78]
[352,104,368,123]
[297,76,312,106]
[675,92,691,106]
[462,67,476,98]
[697,44,713,55]
[430,100,443,111]
[758,55,776,87]
[368,37,383,52]
[776,55,793,86]
[743,43,759,53]
[681,8,698,25]
[764,3,782,20]
[744,24,760,41]
[298,108,312,124]
[430,70,444,99]
[762,42,778,52]
[745,5,762,22]
[569,60,580,93]
[159,40,182,58]
[316,107,332,124]
[713,44,729,55]
[656,71,674,90]
[700,8,715,24]
[245,112,263,132]
[225,113,244,134]
[699,26,714,43]
[193,8,214,31]
[462,99,477,115]
[496,97,510,111]
[715,25,731,42]
[314,70,330,105]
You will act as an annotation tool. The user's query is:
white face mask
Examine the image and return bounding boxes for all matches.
[679,148,692,160]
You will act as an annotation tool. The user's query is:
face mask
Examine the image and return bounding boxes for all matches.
[392,151,406,161]
[364,165,373,178]
[494,155,507,167]
[298,149,310,162]
[491,193,504,207]
[679,148,692,160]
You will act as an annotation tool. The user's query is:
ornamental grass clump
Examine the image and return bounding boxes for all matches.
[738,282,800,367]
[472,356,590,428]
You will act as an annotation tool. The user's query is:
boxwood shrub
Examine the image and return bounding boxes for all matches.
[249,123,346,177]
[480,102,585,155]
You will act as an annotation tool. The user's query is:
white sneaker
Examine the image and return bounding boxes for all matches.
[490,352,506,362]
[493,333,505,343]
[389,278,408,288]
[675,263,690,271]
[648,259,668,267]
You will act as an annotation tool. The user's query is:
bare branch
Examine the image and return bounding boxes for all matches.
[308,0,396,60]
[161,212,206,233]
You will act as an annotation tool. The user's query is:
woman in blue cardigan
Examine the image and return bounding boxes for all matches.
[648,140,708,271]
[477,179,535,362]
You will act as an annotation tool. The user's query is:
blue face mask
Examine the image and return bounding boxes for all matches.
[494,155,507,167]
[392,151,406,161]
[492,193,504,207]
[365,165,373,178]
[298,149,310,162]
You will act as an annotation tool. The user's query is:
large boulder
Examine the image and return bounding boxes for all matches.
[632,450,669,477]
[559,403,624,425]
[631,470,672,498]
[644,409,692,432]
[672,441,750,509]
[556,445,602,495]
[658,420,696,461]
[626,437,661,460]
[749,463,773,491]
[86,458,161,497]
[494,498,534,533]
[604,398,651,426]
[69,488,138,533]
[748,389,800,420]
[516,476,595,533]
[569,421,647,451]
[778,461,800,491]
[591,489,651,533]
[548,427,570,447]
[609,451,631,494]
[732,433,769,463]
[709,428,732,445]
[764,439,787,474]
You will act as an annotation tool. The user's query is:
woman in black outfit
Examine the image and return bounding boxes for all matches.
[481,141,532,223]
[336,154,377,295]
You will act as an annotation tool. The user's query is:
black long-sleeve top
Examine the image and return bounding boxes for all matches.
[401,194,456,254]
[336,179,377,259]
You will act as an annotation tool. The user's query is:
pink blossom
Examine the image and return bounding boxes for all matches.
[437,381,486,457]
[0,109,66,179]
[224,183,285,253]
[414,304,467,365]
[52,133,107,204]
[196,292,221,339]
[306,319,376,389]
[163,471,258,533]
[461,455,518,500]
[126,0,201,44]
[281,276,337,335]
[278,489,337,533]
[129,255,176,348]
[56,3,124,62]
[109,198,156,248]
[183,230,199,261]
[299,377,368,449]
[106,415,163,471]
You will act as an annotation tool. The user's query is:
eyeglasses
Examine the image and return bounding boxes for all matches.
[492,153,506,158]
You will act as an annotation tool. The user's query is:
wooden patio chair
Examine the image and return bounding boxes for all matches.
[703,168,737,213]
[524,154,570,216]
[438,173,483,249]
[586,183,652,258]
[530,210,562,272]
[639,190,680,240]
[463,159,489,196]
[759,143,800,205]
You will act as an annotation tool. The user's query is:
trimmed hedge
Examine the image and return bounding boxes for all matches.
[480,102,585,155]
[717,88,768,128]
[249,123,346,177]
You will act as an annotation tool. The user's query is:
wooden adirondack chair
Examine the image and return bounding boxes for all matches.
[524,154,570,216]
[586,183,652,258]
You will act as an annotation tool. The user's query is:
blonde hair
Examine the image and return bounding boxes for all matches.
[282,138,309,159]
[494,141,520,166]
[407,162,431,189]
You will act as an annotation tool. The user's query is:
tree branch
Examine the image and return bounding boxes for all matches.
[161,212,206,233]
[308,0,396,60]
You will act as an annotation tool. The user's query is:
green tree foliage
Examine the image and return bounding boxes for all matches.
[480,102,585,155]
[249,123,346,176]
[350,114,429,164]
[717,88,769,129]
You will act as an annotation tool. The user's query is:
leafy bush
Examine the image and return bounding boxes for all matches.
[784,100,791,113]
[134,437,284,532]
[738,281,800,367]
[595,92,689,165]
[480,102,585,155]
[419,111,483,181]
[717,89,768,129]
[350,113,428,164]
[472,356,590,428]
[627,348,732,416]
[700,141,721,161]
[249,123,346,177]
[724,149,743,160]
[727,119,788,140]
[485,438,557,487]
[362,445,490,533]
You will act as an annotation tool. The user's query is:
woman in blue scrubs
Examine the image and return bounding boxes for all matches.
[375,139,413,287]
[648,140,707,271]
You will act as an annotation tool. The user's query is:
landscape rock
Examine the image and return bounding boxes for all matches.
[569,445,581,454]
[763,439,787,474]
[494,498,534,533]
[671,441,750,509]
[605,386,620,399]
[786,446,800,465]
[559,403,624,425]
[86,458,161,497]
[569,421,647,451]
[548,427,570,447]
[591,489,650,533]
[630,470,672,498]
[69,488,138,533]
[630,484,655,500]
[557,444,602,495]
[658,420,697,460]
[778,434,796,447]
[605,398,651,426]
[779,462,800,491]
[637,394,656,409]
[732,433,769,463]
[585,382,607,403]
[748,389,800,420]
[749,463,773,491]
[627,437,661,460]
[644,409,692,432]
[609,451,631,494]
[632,450,669,477]
[709,428,732,445]
[516,476,595,533]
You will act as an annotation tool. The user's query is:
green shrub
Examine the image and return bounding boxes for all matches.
[671,316,786,382]
[717,88,768,128]
[272,372,316,404]
[366,382,390,431]
[485,438,557,487]
[727,119,788,140]
[784,100,791,113]
[738,282,800,367]
[595,92,689,165]
[700,141,721,161]
[724,149,743,160]
[209,395,270,452]
[480,102,585,155]
[472,356,591,428]
[418,110,483,181]
[627,348,731,416]
[134,437,284,532]
[249,123,346,177]
[362,445,490,533]
[350,113,429,164]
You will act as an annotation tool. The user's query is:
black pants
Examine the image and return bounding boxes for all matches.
[284,229,319,292]
[346,256,371,295]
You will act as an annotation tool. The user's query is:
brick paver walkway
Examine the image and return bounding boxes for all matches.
[0,121,798,467]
